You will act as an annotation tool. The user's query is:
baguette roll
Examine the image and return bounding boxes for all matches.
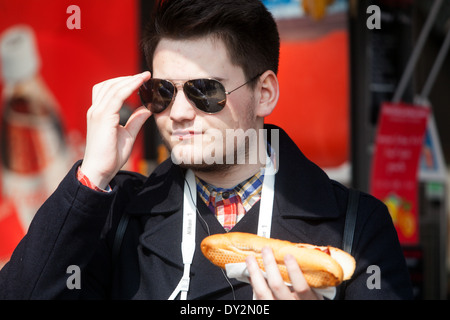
[200,232,355,288]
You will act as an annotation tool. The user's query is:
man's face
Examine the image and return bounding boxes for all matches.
[152,36,263,171]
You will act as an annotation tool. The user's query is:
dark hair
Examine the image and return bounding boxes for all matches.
[141,0,280,86]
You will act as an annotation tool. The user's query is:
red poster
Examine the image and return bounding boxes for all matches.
[370,102,429,245]
[0,1,140,268]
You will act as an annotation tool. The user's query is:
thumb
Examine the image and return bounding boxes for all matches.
[124,106,152,139]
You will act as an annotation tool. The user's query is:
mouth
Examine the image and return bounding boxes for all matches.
[171,129,202,141]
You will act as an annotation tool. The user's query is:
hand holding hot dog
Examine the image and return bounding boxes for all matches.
[246,247,322,300]
[201,232,356,300]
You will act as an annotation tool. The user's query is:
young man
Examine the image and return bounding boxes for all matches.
[0,0,413,300]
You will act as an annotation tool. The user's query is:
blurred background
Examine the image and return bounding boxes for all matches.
[0,0,448,300]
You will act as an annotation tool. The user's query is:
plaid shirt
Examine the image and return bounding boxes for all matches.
[196,171,264,231]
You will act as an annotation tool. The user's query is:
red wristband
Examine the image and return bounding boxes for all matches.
[77,167,107,192]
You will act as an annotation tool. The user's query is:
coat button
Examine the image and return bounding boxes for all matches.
[222,191,230,199]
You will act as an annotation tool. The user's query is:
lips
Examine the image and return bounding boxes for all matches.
[171,129,202,141]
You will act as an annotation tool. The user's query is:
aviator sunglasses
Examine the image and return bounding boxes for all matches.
[138,73,261,114]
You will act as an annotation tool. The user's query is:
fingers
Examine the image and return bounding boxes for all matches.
[284,254,321,300]
[124,106,152,140]
[246,255,274,300]
[91,71,150,112]
[260,247,295,300]
[81,71,151,188]
[246,247,321,300]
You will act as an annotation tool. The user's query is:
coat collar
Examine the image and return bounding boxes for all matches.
[125,159,184,215]
[267,124,340,220]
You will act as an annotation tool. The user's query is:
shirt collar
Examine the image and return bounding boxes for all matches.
[196,170,264,212]
[195,142,275,212]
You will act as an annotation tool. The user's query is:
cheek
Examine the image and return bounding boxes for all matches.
[226,94,257,128]
[153,114,171,140]
[154,113,168,129]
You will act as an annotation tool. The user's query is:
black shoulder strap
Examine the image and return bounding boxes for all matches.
[112,213,130,266]
[342,188,360,254]
[339,188,360,300]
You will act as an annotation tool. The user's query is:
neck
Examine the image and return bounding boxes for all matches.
[193,162,263,189]
[183,122,269,188]
[192,128,269,188]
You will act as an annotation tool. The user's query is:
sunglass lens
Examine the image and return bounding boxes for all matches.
[184,79,226,113]
[139,79,175,113]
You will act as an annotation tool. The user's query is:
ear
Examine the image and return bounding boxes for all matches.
[255,70,279,118]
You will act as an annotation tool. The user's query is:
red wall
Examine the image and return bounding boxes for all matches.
[267,30,349,168]
[0,0,140,264]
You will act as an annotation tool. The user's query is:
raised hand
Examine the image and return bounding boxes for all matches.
[80,71,152,189]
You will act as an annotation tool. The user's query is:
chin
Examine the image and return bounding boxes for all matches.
[178,162,234,174]
[170,150,232,173]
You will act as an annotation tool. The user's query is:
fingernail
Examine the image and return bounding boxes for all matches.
[261,246,272,257]
[135,71,148,78]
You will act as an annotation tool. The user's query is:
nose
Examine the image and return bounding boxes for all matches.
[169,82,196,122]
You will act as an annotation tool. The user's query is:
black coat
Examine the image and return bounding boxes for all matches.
[0,125,413,299]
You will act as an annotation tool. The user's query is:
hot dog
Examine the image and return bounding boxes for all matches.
[200,232,355,288]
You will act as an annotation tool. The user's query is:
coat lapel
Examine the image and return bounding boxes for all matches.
[266,124,340,220]
[125,162,248,298]
[266,124,342,245]
[123,159,184,277]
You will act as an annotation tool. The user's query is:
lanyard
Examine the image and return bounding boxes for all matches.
[168,155,276,300]
[168,169,197,300]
